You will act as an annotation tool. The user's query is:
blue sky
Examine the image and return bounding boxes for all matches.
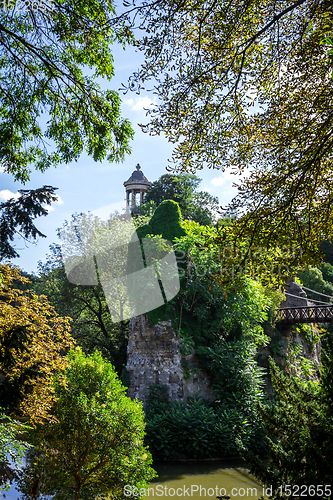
[1,43,244,274]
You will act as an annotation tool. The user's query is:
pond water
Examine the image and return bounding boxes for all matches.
[142,460,266,500]
[1,459,266,500]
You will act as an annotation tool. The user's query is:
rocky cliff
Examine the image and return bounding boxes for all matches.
[126,315,214,406]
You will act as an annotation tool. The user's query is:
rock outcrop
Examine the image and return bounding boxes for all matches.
[280,278,311,308]
[257,279,321,397]
[126,280,322,404]
[126,315,214,406]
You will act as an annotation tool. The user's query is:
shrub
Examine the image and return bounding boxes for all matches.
[240,346,333,499]
[145,388,267,461]
[19,348,156,500]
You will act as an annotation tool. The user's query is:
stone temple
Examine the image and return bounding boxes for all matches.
[124,163,151,214]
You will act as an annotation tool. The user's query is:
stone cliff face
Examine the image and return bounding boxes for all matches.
[126,280,322,404]
[257,323,321,397]
[279,279,321,368]
[257,279,321,397]
[126,315,214,406]
[280,278,310,308]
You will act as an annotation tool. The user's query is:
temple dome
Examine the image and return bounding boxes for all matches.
[123,164,151,187]
[124,164,151,214]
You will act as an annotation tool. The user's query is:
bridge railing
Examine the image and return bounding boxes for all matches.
[276,304,333,324]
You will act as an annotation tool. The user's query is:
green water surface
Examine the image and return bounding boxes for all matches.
[134,461,267,500]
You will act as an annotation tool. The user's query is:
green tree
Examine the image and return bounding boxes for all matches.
[320,261,333,284]
[298,266,333,303]
[19,348,156,500]
[188,191,220,227]
[0,186,58,260]
[240,348,333,499]
[0,0,133,182]
[140,174,219,226]
[0,0,134,257]
[0,265,75,424]
[35,243,129,377]
[124,0,333,263]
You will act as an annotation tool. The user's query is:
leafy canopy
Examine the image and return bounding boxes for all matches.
[0,0,134,183]
[0,265,75,424]
[0,0,135,258]
[122,0,333,263]
[176,219,303,288]
[20,348,156,500]
[140,173,219,226]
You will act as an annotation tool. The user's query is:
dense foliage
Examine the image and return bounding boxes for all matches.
[145,389,266,461]
[140,174,219,226]
[35,243,128,376]
[145,217,283,325]
[241,344,333,499]
[19,348,156,500]
[0,265,74,423]
[298,266,333,302]
[175,219,303,288]
[119,0,333,264]
[320,261,333,283]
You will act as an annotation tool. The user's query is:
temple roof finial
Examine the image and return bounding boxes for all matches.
[124,164,151,188]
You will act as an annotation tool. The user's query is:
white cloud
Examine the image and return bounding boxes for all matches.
[124,96,157,112]
[0,190,64,210]
[46,194,64,212]
[0,189,20,202]
[211,177,227,187]
[211,169,251,187]
[54,194,63,205]
[125,98,134,107]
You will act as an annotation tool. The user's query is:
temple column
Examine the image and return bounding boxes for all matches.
[126,190,130,212]
[131,190,136,210]
[140,189,143,205]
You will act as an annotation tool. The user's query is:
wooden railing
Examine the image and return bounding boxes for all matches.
[276,305,333,325]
